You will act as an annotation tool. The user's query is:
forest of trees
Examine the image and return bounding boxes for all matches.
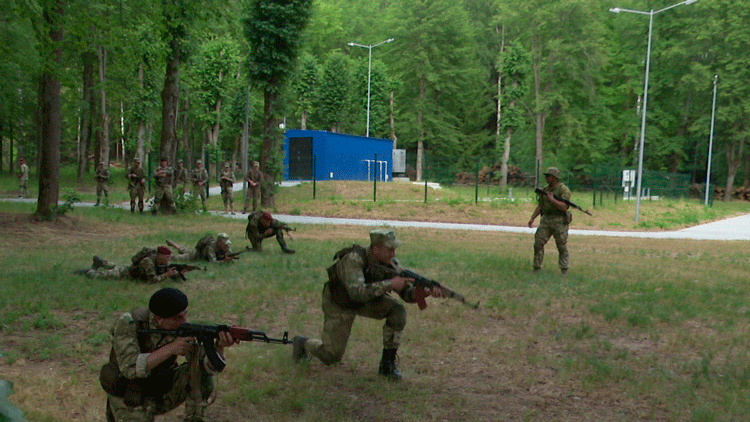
[1,0,747,217]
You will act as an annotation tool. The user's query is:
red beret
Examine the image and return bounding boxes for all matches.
[261,211,272,220]
[157,246,172,256]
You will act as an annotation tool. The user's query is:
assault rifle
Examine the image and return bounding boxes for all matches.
[138,323,291,372]
[157,263,206,281]
[535,188,592,216]
[225,246,252,260]
[372,262,479,310]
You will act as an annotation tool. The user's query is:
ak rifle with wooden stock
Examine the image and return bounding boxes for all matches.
[138,323,291,372]
[534,188,592,216]
[373,262,479,310]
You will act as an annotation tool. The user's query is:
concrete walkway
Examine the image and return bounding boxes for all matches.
[6,187,750,241]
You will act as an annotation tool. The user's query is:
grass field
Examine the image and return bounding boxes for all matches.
[2,169,750,421]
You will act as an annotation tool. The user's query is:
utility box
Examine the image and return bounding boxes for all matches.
[392,149,406,174]
[283,130,393,181]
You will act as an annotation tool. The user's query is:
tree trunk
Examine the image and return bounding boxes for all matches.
[416,75,425,182]
[532,59,546,186]
[78,51,95,179]
[160,53,180,162]
[261,88,277,208]
[35,1,64,220]
[98,45,110,167]
[724,138,744,201]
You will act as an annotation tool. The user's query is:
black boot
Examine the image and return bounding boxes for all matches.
[292,336,309,362]
[378,349,403,381]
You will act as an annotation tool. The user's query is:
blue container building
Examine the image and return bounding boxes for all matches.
[283,130,393,182]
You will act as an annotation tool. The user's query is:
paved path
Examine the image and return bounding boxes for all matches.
[6,190,750,241]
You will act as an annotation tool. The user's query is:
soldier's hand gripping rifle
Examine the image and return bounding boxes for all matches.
[157,263,206,281]
[535,188,592,216]
[139,323,291,372]
[372,262,479,310]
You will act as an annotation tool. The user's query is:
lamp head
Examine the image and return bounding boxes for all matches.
[609,7,621,13]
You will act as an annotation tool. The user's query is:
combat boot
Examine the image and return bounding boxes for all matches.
[94,199,100,206]
[278,238,295,254]
[378,349,403,381]
[92,256,115,270]
[292,336,309,362]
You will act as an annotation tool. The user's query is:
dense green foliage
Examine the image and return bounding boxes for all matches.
[0,0,746,192]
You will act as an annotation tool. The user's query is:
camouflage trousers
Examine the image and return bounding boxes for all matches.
[86,265,131,280]
[129,186,145,211]
[533,214,569,271]
[97,182,109,202]
[221,186,233,205]
[106,363,214,422]
[243,186,260,212]
[304,283,406,366]
[19,180,28,197]
[192,185,207,208]
[153,185,174,213]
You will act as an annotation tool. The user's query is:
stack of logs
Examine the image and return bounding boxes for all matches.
[698,184,750,201]
[454,164,530,186]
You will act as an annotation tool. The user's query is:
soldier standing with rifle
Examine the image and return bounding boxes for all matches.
[528,167,572,274]
[95,161,110,206]
[191,159,208,211]
[127,158,147,214]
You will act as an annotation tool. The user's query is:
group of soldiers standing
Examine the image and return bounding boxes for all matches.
[118,157,260,215]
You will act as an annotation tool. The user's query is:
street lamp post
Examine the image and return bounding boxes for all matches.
[705,74,718,205]
[347,38,394,138]
[610,0,698,222]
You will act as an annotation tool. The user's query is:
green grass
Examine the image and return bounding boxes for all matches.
[2,171,750,420]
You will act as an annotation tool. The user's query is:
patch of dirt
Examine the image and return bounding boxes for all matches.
[0,212,138,248]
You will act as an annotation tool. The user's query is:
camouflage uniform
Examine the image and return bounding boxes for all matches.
[172,161,188,197]
[190,161,208,210]
[127,163,147,213]
[243,163,262,213]
[169,234,232,263]
[96,164,111,206]
[219,164,234,214]
[533,182,572,272]
[153,163,174,214]
[300,242,417,367]
[245,211,294,253]
[82,249,179,284]
[105,310,216,422]
[17,161,29,198]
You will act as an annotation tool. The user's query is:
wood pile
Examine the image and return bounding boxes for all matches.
[454,165,529,186]
[694,183,750,201]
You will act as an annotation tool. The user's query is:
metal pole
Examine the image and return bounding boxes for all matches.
[373,153,377,202]
[634,10,654,223]
[313,154,317,200]
[705,74,718,205]
[366,46,372,138]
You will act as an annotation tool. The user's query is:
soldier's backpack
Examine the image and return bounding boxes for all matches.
[194,235,215,257]
[130,247,157,264]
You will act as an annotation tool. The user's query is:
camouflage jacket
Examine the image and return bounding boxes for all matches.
[96,167,110,183]
[127,166,146,189]
[245,211,291,242]
[129,254,178,284]
[538,183,571,217]
[109,309,215,380]
[219,168,235,188]
[154,166,174,187]
[173,167,188,185]
[327,244,416,308]
[18,164,28,182]
[191,167,208,187]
